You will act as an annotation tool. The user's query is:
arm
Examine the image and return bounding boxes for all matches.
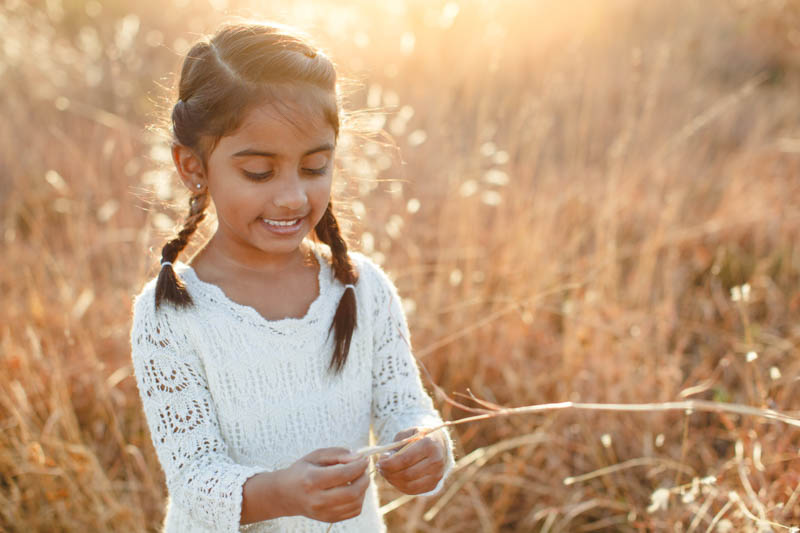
[241,470,288,524]
[366,262,456,495]
[131,293,371,528]
[130,297,265,531]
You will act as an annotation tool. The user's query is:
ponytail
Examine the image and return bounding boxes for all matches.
[315,202,359,373]
[154,191,209,309]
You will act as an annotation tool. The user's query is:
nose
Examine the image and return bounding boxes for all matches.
[272,172,308,211]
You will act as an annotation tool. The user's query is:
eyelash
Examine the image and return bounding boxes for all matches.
[244,166,329,181]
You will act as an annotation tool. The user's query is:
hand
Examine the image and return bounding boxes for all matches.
[377,427,447,495]
[279,447,370,523]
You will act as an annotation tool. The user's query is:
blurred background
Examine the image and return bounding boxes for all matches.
[2,0,800,531]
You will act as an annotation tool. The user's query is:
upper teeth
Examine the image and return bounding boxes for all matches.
[263,218,299,226]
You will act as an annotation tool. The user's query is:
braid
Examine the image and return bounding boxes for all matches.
[154,191,209,310]
[315,202,359,372]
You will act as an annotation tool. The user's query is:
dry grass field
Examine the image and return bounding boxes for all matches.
[2,0,800,531]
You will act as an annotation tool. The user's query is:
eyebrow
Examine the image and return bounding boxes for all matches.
[231,143,335,158]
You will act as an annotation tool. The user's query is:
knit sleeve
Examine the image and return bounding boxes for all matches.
[129,289,264,531]
[360,256,455,494]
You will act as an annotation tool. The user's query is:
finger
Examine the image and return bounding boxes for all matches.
[321,470,370,506]
[382,453,444,485]
[392,428,419,441]
[378,437,438,473]
[314,456,369,489]
[324,498,366,522]
[305,447,360,466]
[397,471,442,495]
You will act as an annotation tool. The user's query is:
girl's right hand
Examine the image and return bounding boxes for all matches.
[280,447,370,523]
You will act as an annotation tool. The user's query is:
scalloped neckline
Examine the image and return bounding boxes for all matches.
[175,245,330,326]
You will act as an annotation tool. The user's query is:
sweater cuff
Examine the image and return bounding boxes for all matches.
[172,463,265,532]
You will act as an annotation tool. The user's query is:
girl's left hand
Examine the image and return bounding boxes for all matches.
[376,427,447,495]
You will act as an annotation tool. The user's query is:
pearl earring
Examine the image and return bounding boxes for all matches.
[196,183,202,189]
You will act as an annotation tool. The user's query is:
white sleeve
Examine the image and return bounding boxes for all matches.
[130,292,263,531]
[364,259,455,495]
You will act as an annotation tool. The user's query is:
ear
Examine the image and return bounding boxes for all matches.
[172,143,206,191]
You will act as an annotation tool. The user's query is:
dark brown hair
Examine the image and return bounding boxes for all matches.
[154,20,358,373]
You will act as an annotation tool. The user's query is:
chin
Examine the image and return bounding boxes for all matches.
[256,232,311,254]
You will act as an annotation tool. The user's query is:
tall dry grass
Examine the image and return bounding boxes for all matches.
[1,0,799,531]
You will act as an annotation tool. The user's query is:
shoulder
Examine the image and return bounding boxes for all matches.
[346,251,409,324]
[129,267,196,341]
[312,240,396,294]
[347,251,398,295]
[130,274,160,329]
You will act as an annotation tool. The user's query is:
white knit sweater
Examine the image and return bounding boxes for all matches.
[129,242,454,533]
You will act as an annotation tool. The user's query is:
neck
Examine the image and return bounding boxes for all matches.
[195,234,315,276]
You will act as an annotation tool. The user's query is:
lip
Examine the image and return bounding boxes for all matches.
[262,216,306,221]
[259,215,305,235]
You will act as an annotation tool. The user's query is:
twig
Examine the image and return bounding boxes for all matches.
[687,491,717,533]
[357,429,432,458]
[728,492,799,532]
[674,412,691,488]
[657,71,769,158]
[562,457,694,486]
[367,398,798,526]
[422,431,551,521]
[704,499,733,533]
[413,281,588,358]
[379,400,800,444]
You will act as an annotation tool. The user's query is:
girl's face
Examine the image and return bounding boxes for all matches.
[202,94,336,265]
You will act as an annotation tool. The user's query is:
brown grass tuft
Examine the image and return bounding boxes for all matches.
[2,0,799,531]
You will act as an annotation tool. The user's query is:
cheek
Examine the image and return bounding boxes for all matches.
[308,176,333,204]
[211,185,262,217]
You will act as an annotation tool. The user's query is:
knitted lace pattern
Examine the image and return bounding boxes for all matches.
[129,243,454,532]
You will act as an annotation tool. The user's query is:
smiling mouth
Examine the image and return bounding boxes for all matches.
[261,217,302,227]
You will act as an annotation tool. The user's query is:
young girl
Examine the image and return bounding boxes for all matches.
[129,20,454,533]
